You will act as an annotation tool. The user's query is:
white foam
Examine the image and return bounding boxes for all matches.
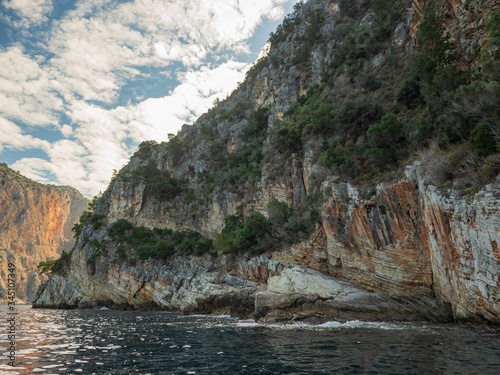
[235,320,260,328]
[318,320,409,330]
[233,319,410,330]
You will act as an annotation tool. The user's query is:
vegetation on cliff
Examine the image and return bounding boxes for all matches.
[108,220,213,263]
[263,0,500,192]
[33,0,500,324]
[37,251,71,275]
[84,0,500,262]
[0,163,88,302]
[213,198,320,257]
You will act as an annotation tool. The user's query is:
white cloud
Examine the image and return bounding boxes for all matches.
[134,60,250,141]
[0,117,51,152]
[2,0,290,123]
[60,124,73,137]
[42,0,290,104]
[1,0,297,197]
[0,45,63,126]
[22,61,249,196]
[10,158,58,184]
[2,0,53,27]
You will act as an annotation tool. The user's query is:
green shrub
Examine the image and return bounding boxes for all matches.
[37,260,55,275]
[471,121,497,157]
[268,1,303,44]
[241,108,269,138]
[202,108,269,193]
[214,198,316,256]
[237,212,271,248]
[324,145,357,174]
[72,211,93,238]
[272,123,303,154]
[38,251,72,275]
[137,244,156,260]
[245,56,269,81]
[116,246,127,259]
[430,65,468,95]
[154,240,175,259]
[165,136,184,166]
[366,113,403,149]
[128,258,137,267]
[154,177,182,200]
[131,162,184,200]
[54,252,71,274]
[214,211,271,254]
[88,193,101,211]
[487,11,500,50]
[133,140,158,160]
[329,28,370,72]
[336,100,384,140]
[306,11,324,43]
[363,147,396,169]
[108,219,133,238]
[267,198,295,224]
[213,231,238,254]
[363,113,404,170]
[339,0,361,19]
[481,11,500,80]
[110,222,213,261]
[415,6,455,84]
[371,0,403,42]
[437,81,500,147]
[395,75,421,106]
[127,226,155,246]
[409,116,436,149]
[363,73,381,91]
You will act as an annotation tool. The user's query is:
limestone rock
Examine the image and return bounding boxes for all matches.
[33,0,500,326]
[0,164,87,303]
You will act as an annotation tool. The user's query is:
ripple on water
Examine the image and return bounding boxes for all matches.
[0,305,499,374]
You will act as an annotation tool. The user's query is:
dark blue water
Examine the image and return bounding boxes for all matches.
[1,305,499,374]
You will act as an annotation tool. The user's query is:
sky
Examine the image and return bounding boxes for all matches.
[0,0,299,198]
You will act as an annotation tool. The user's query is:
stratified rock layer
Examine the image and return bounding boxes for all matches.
[34,0,500,324]
[33,166,500,324]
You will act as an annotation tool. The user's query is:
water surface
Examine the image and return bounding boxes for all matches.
[1,305,499,374]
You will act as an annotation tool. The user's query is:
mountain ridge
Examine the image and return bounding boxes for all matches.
[34,0,500,325]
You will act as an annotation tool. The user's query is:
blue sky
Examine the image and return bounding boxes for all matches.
[0,0,299,197]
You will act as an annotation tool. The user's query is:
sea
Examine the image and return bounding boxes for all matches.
[1,305,499,374]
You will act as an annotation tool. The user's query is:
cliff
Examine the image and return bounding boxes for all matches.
[34,0,500,325]
[0,164,88,303]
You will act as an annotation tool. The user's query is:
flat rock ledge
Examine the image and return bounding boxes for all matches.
[33,265,444,323]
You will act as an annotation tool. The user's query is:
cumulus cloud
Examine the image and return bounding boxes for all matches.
[135,60,250,141]
[60,124,73,137]
[0,46,63,126]
[10,158,58,184]
[43,0,289,104]
[0,117,51,152]
[1,0,298,196]
[1,0,54,28]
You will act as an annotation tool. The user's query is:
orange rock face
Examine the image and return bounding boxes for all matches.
[267,177,500,323]
[323,182,433,296]
[0,165,88,303]
[30,0,500,324]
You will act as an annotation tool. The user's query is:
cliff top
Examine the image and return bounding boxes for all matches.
[0,163,88,200]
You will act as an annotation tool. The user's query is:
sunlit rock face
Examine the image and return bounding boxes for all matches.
[33,168,500,324]
[34,0,500,325]
[0,164,88,303]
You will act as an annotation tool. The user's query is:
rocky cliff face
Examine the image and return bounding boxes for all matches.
[0,164,88,303]
[34,0,500,325]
